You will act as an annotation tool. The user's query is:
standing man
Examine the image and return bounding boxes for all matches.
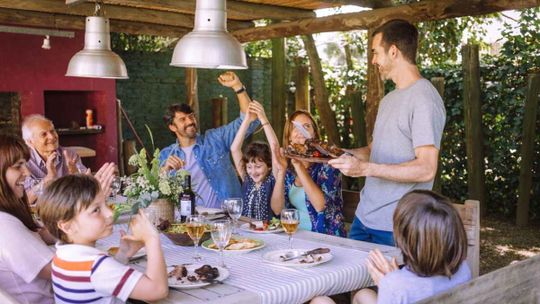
[329,20,446,246]
[159,71,259,209]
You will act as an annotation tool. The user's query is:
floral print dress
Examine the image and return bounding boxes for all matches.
[284,163,346,237]
[241,174,276,221]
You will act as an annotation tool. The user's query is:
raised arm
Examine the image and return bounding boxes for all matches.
[230,111,256,182]
[248,100,279,154]
[218,71,251,114]
[270,146,287,215]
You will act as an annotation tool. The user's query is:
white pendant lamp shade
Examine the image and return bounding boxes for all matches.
[66,16,128,79]
[171,0,247,69]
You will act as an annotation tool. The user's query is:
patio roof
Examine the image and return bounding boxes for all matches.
[0,0,537,41]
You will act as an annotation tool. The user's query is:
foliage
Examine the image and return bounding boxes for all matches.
[111,32,175,52]
[122,148,189,214]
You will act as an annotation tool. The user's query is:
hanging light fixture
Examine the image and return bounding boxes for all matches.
[66,1,128,79]
[170,0,247,69]
[42,35,51,50]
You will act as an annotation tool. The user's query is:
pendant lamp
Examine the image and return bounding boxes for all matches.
[66,2,128,79]
[170,0,247,69]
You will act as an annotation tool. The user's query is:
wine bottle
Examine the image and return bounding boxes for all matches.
[178,175,196,222]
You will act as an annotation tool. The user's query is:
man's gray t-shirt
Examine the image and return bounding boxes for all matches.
[357,78,446,231]
[377,262,471,304]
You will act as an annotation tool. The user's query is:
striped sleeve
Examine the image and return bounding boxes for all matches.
[90,256,143,301]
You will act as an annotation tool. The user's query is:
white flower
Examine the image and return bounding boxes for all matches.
[159,180,171,196]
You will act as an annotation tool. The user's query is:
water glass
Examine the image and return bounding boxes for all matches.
[223,198,243,234]
[210,220,232,268]
[186,215,206,261]
[281,209,300,249]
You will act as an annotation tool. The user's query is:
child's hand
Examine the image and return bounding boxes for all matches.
[218,71,242,91]
[125,210,159,244]
[272,146,288,176]
[248,100,268,124]
[116,230,144,263]
[366,249,399,286]
[94,162,116,197]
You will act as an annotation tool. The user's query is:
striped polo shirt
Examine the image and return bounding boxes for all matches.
[52,244,143,304]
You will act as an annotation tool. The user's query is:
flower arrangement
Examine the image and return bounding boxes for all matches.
[122,147,188,214]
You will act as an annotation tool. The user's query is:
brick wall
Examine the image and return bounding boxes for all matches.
[116,50,272,152]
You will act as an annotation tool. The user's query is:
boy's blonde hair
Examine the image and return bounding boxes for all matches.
[393,190,468,278]
[38,174,100,243]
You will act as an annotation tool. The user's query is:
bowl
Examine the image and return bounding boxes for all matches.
[162,224,211,246]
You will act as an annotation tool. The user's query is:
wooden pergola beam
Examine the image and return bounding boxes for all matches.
[0,8,189,37]
[316,0,394,9]
[0,0,253,31]
[232,0,540,42]
[66,0,316,21]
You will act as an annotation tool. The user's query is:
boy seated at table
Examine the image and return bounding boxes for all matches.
[38,174,168,303]
[311,190,471,304]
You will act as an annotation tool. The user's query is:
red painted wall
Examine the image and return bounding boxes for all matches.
[0,30,118,170]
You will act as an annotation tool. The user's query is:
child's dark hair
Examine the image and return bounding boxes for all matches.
[242,141,271,168]
[37,174,100,243]
[393,190,468,278]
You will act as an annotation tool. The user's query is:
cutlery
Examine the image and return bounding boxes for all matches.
[281,248,330,262]
[291,121,352,158]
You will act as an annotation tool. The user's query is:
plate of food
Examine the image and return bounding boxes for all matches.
[285,138,347,163]
[201,237,265,253]
[240,218,283,234]
[262,248,332,268]
[167,264,229,289]
[105,246,147,261]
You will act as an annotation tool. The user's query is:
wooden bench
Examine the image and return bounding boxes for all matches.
[417,253,540,304]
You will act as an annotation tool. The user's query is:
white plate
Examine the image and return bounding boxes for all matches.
[263,249,333,267]
[201,238,265,254]
[239,223,284,234]
[101,246,146,261]
[167,264,229,289]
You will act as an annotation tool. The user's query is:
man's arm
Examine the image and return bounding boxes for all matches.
[344,143,371,161]
[218,71,250,114]
[329,145,439,183]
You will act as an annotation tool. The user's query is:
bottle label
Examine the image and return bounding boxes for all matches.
[180,199,192,216]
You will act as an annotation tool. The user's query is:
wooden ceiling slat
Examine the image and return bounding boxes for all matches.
[66,0,316,21]
[232,0,540,42]
[238,0,393,9]
[0,8,188,37]
[0,0,253,31]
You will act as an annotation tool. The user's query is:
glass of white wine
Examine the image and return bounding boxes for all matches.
[210,219,232,268]
[223,198,243,234]
[281,209,300,249]
[186,215,206,261]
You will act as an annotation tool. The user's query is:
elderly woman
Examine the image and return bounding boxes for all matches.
[0,133,54,303]
[271,110,346,236]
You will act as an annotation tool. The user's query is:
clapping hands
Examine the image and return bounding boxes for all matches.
[366,249,399,286]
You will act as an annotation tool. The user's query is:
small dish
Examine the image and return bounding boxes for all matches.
[167,264,229,289]
[262,249,332,267]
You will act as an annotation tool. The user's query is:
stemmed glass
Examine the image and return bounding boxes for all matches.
[110,176,122,198]
[281,209,300,249]
[210,219,232,268]
[186,215,206,262]
[223,198,243,234]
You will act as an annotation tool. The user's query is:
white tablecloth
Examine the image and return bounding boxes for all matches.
[98,225,399,304]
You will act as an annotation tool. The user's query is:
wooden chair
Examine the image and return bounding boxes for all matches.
[417,253,540,304]
[0,287,20,304]
[452,199,480,278]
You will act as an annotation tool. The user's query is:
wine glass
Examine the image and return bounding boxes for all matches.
[281,209,300,249]
[110,176,122,198]
[223,198,243,234]
[210,219,232,268]
[186,215,206,261]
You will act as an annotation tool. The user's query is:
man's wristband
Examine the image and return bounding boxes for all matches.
[235,85,246,94]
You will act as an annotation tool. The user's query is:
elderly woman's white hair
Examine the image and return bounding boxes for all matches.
[21,114,54,143]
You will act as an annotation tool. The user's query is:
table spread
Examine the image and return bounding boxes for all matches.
[98,221,400,304]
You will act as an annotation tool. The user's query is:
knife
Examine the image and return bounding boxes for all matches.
[281,248,330,262]
[291,121,333,157]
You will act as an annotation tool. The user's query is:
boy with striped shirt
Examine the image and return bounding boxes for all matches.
[38,174,168,303]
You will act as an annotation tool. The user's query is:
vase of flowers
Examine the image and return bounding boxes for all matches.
[122,147,188,226]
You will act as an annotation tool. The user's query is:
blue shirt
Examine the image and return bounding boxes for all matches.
[159,114,259,208]
[289,185,312,231]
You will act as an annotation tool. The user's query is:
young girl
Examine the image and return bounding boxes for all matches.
[38,174,169,303]
[272,110,346,236]
[312,190,471,304]
[231,100,280,221]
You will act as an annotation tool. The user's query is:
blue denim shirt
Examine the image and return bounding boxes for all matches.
[159,114,259,205]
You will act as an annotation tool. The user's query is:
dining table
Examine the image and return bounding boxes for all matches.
[98,215,401,304]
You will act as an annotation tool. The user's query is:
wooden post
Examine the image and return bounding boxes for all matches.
[462,44,486,217]
[211,97,228,128]
[116,99,125,176]
[271,35,286,142]
[185,68,199,121]
[350,91,367,189]
[431,77,445,194]
[516,73,540,226]
[365,29,385,143]
[295,63,310,111]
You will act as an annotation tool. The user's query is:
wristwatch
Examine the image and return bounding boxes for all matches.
[235,85,246,94]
